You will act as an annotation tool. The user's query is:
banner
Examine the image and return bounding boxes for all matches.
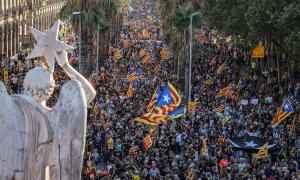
[250,99,259,105]
[240,100,249,105]
[252,45,264,58]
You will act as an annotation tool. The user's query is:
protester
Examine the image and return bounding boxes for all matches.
[1,0,300,179]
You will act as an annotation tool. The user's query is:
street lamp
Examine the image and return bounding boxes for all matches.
[188,11,201,102]
[96,25,99,73]
[73,11,82,74]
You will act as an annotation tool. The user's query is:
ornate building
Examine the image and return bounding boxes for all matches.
[0,0,66,58]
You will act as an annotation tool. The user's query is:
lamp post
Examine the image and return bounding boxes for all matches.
[188,12,201,102]
[73,11,82,74]
[96,25,99,73]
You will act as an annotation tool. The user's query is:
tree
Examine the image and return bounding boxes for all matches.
[158,1,203,100]
[204,0,300,84]
[59,0,130,76]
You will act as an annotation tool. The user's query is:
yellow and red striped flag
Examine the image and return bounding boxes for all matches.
[126,73,143,82]
[147,87,160,113]
[100,109,105,123]
[143,29,150,39]
[126,83,133,99]
[215,105,224,113]
[209,58,216,66]
[134,113,171,126]
[271,98,294,126]
[143,134,153,150]
[187,170,193,180]
[129,146,139,156]
[88,77,95,87]
[203,79,212,85]
[236,81,243,92]
[218,136,226,145]
[93,102,100,114]
[217,85,231,98]
[115,85,121,93]
[103,121,110,129]
[139,48,148,57]
[114,50,123,60]
[154,82,181,115]
[87,154,92,173]
[142,54,152,63]
[154,65,161,73]
[222,116,231,129]
[217,62,229,74]
[160,49,171,60]
[253,142,268,166]
[123,39,130,48]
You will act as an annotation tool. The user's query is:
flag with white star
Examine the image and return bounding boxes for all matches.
[154,82,181,115]
[228,136,277,153]
[271,98,294,126]
[146,85,162,113]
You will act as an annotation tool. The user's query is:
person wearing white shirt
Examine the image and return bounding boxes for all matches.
[175,133,182,154]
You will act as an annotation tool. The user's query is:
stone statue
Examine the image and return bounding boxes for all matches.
[0,20,96,180]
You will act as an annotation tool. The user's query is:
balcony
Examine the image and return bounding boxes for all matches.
[19,5,30,14]
[12,8,19,15]
[3,9,13,18]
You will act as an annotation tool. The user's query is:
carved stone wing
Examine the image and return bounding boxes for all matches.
[0,81,24,178]
[48,80,87,139]
[47,80,87,179]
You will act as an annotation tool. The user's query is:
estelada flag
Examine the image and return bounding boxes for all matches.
[155,82,181,115]
[271,98,294,126]
[147,86,162,113]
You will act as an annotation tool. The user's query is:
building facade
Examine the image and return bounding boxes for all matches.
[0,0,66,58]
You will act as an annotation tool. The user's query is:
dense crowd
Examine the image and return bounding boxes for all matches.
[1,0,300,179]
[81,0,300,179]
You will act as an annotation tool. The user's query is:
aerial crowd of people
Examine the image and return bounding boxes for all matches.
[0,0,300,179]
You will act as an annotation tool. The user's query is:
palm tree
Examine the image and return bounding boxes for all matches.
[158,1,203,100]
[59,0,107,76]
[168,3,194,98]
[59,0,130,76]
